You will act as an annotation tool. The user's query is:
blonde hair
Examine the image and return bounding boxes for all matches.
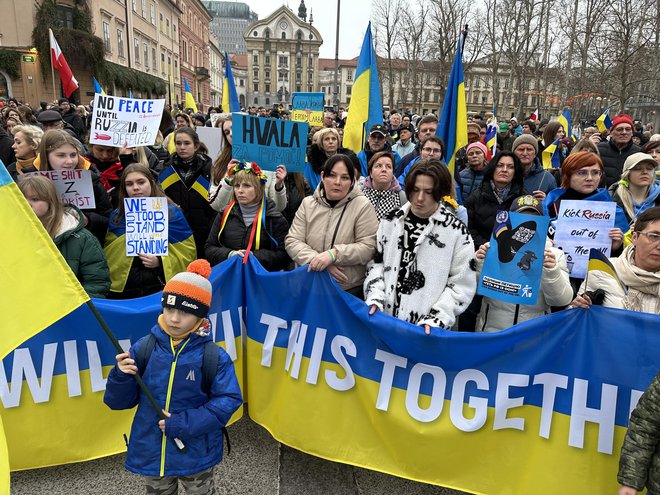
[38,130,83,170]
[11,124,44,152]
[233,169,264,203]
[571,138,600,156]
[314,127,340,150]
[17,175,63,238]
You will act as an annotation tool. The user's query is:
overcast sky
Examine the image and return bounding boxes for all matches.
[242,0,372,60]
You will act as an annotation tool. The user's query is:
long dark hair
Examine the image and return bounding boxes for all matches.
[113,164,173,223]
[482,150,524,188]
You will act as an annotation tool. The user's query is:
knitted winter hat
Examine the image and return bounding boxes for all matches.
[466,141,488,156]
[512,134,539,154]
[161,260,212,318]
[611,114,634,131]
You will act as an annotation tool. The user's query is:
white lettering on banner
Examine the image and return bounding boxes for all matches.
[494,373,529,431]
[208,307,244,362]
[305,327,327,385]
[449,369,489,432]
[0,344,58,407]
[630,389,643,418]
[254,311,633,455]
[325,336,357,392]
[569,378,617,454]
[533,373,569,439]
[405,363,446,422]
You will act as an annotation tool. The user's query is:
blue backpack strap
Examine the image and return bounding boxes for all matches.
[202,341,233,455]
[134,334,156,376]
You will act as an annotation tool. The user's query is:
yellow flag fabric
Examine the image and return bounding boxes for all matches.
[0,415,8,495]
[0,162,89,360]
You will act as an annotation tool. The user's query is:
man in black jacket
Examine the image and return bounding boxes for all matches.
[598,114,640,187]
[58,98,87,142]
[0,126,16,167]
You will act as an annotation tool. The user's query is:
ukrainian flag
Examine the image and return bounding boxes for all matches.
[484,108,497,159]
[343,23,383,154]
[184,78,198,113]
[93,77,105,95]
[542,138,562,169]
[222,52,240,113]
[596,108,612,133]
[436,32,468,176]
[587,248,627,294]
[557,109,574,140]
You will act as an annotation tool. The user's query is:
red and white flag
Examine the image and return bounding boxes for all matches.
[49,29,79,98]
[531,108,539,122]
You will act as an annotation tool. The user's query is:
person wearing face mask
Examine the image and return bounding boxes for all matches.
[205,162,290,271]
[160,127,215,257]
[360,151,407,221]
[286,154,378,298]
[104,164,196,299]
[306,127,360,191]
[18,175,110,298]
[609,153,660,225]
[24,129,112,244]
[364,159,476,333]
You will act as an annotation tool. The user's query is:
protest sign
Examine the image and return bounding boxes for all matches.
[90,94,165,147]
[478,210,550,305]
[291,92,324,126]
[124,197,169,256]
[32,169,95,209]
[232,113,307,172]
[554,200,616,278]
[197,126,224,162]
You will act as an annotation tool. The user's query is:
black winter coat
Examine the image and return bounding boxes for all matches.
[161,153,216,258]
[282,174,312,226]
[205,199,290,271]
[464,180,527,249]
[598,139,641,188]
[0,127,16,168]
[307,144,361,177]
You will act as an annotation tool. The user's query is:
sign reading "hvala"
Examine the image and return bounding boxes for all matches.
[232,113,307,173]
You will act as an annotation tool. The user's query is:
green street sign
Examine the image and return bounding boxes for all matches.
[22,55,35,63]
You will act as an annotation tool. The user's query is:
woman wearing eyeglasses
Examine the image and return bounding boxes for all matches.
[572,207,660,314]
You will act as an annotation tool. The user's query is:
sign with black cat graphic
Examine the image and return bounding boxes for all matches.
[478,210,550,305]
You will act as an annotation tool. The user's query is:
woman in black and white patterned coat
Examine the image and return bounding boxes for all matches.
[359,151,407,220]
[364,159,477,333]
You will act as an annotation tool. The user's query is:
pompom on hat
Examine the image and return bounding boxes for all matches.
[161,260,212,318]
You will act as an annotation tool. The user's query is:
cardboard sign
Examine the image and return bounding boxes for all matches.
[291,92,324,126]
[478,211,550,305]
[32,169,95,209]
[232,113,308,172]
[554,200,616,278]
[124,197,169,256]
[197,127,224,162]
[90,94,165,147]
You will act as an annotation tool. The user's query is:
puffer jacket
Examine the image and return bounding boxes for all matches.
[523,158,557,195]
[55,204,110,298]
[475,240,573,332]
[103,324,242,477]
[465,181,527,249]
[459,168,485,200]
[285,184,378,291]
[598,139,641,188]
[618,372,660,494]
[160,153,216,258]
[364,202,476,329]
[205,198,291,271]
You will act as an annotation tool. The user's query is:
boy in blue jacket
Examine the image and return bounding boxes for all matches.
[104,259,242,494]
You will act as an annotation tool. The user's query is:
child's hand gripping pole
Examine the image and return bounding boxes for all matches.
[87,300,187,452]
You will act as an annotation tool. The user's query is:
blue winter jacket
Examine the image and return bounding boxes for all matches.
[523,158,557,195]
[104,323,242,477]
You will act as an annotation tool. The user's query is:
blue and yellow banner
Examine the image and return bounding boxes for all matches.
[184,78,198,113]
[243,257,660,495]
[222,52,240,113]
[557,109,574,140]
[597,108,612,133]
[0,259,244,471]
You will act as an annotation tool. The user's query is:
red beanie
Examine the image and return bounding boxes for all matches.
[611,114,634,130]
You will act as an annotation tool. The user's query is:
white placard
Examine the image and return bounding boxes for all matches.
[31,169,95,209]
[90,94,165,147]
[196,126,224,162]
[124,197,169,256]
[555,199,616,278]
